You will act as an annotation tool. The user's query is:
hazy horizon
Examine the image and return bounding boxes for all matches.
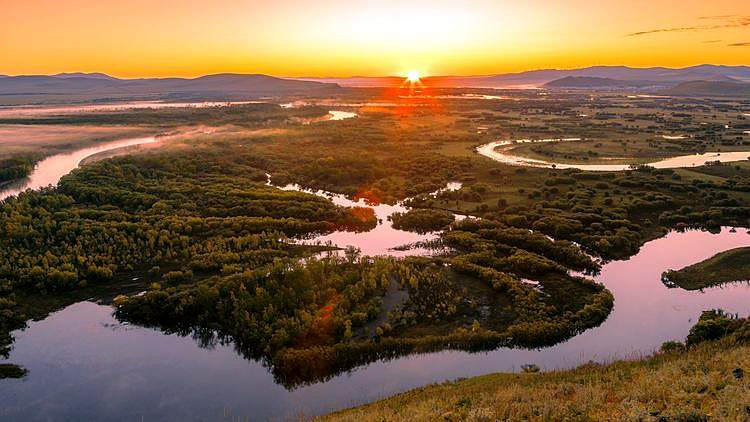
[1,62,749,80]
[2,0,749,78]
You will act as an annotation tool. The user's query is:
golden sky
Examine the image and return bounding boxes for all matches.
[1,0,749,78]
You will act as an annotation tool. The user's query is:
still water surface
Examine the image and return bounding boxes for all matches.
[272,179,463,256]
[2,228,749,420]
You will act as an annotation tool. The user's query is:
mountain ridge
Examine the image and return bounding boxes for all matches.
[297,64,750,88]
[0,73,341,103]
[661,80,750,97]
[544,76,658,89]
[3,66,750,101]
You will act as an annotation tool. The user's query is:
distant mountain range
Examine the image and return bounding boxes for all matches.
[299,65,750,94]
[661,80,750,97]
[0,73,340,102]
[52,72,119,80]
[544,76,656,89]
[2,65,749,103]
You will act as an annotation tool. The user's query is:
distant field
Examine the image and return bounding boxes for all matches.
[458,95,750,165]
[0,124,153,160]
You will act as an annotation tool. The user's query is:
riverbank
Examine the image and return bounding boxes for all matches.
[323,338,750,421]
[477,138,750,171]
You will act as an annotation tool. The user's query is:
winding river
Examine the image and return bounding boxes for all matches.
[0,136,159,201]
[477,138,750,171]
[0,102,356,202]
[2,109,750,419]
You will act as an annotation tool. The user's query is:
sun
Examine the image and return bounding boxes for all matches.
[406,70,421,83]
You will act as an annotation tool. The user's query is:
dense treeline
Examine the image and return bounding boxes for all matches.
[116,251,612,388]
[0,155,40,184]
[389,209,455,233]
[116,257,397,357]
[0,150,376,293]
[430,164,750,260]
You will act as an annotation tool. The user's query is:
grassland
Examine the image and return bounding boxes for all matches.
[460,94,749,165]
[662,246,750,290]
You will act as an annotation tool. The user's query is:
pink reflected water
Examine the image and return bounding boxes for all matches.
[2,225,750,419]
[272,180,463,257]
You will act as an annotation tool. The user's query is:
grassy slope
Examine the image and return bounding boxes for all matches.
[323,341,750,421]
[663,247,750,290]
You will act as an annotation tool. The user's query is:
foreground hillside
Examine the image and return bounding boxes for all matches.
[325,312,750,421]
[325,342,749,421]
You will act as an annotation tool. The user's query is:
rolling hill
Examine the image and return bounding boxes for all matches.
[661,80,750,97]
[0,73,341,103]
[52,72,119,80]
[299,65,750,89]
[544,76,656,89]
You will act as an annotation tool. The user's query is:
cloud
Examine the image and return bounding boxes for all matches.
[698,15,738,20]
[702,40,722,43]
[628,27,700,36]
[728,42,750,47]
[627,16,750,37]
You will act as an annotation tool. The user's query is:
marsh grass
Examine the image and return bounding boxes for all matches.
[323,340,750,421]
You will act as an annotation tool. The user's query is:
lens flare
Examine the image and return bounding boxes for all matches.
[406,70,421,82]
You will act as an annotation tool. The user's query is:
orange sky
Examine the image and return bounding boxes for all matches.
[1,0,749,78]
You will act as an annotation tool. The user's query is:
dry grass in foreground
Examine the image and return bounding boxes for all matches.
[322,341,750,421]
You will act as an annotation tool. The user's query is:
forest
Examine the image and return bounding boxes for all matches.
[2,94,750,387]
[389,208,455,233]
[0,155,39,184]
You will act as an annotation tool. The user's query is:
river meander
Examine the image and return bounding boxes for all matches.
[2,107,750,419]
[477,138,750,171]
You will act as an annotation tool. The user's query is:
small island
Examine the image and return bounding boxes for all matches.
[662,246,750,290]
[390,208,456,233]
